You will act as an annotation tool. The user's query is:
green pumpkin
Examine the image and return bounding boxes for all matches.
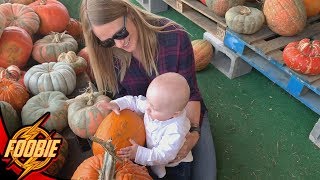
[0,101,21,136]
[21,91,68,132]
[207,0,246,17]
[225,6,265,34]
[68,86,111,138]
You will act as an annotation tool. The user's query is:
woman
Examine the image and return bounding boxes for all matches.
[80,0,216,179]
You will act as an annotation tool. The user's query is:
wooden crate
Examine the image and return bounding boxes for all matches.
[224,15,320,115]
[163,0,227,40]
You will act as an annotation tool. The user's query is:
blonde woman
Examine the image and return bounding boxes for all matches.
[80,0,216,179]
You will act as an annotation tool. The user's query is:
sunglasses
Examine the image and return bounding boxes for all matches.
[97,15,129,48]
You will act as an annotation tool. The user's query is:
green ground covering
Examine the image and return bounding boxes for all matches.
[60,0,320,179]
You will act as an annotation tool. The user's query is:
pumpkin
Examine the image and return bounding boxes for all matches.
[78,47,94,81]
[0,3,40,35]
[67,85,111,138]
[0,0,5,4]
[65,18,83,42]
[0,101,21,136]
[24,62,76,95]
[192,39,214,71]
[225,6,265,34]
[32,32,78,63]
[72,137,152,180]
[0,78,29,111]
[206,0,246,17]
[283,38,320,75]
[304,0,320,17]
[0,65,25,88]
[21,91,68,132]
[57,51,87,75]
[0,26,33,68]
[0,11,5,38]
[44,132,68,176]
[92,110,146,156]
[198,0,206,5]
[29,0,70,35]
[8,0,35,5]
[263,0,306,36]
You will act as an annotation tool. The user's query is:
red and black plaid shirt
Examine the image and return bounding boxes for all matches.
[114,19,207,125]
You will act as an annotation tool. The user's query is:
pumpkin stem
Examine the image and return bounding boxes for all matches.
[52,33,61,43]
[86,82,95,106]
[40,0,47,5]
[240,6,251,15]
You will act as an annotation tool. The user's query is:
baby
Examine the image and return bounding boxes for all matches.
[107,72,193,179]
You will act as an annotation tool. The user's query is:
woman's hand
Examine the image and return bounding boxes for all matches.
[171,131,200,163]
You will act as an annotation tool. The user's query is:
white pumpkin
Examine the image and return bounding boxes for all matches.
[24,62,76,95]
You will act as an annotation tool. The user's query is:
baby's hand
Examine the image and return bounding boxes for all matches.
[117,139,138,160]
[97,101,120,114]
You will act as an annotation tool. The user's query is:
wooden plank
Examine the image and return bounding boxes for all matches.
[256,22,320,54]
[241,25,276,44]
[182,0,226,27]
[268,50,284,65]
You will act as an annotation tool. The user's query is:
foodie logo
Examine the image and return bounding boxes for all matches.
[2,113,61,179]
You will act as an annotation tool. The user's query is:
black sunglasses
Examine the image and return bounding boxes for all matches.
[97,15,129,48]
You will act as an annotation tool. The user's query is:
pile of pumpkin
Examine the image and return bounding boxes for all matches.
[198,0,320,36]
[0,0,153,179]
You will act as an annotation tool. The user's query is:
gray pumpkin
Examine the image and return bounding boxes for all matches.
[21,91,68,132]
[24,62,76,95]
[0,101,21,136]
[225,6,265,34]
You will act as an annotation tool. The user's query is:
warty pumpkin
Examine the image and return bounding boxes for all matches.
[283,38,320,75]
[191,39,214,71]
[21,91,68,132]
[304,0,320,17]
[92,110,146,156]
[67,85,112,138]
[206,0,246,17]
[72,137,152,180]
[24,62,76,95]
[0,65,26,88]
[0,3,40,35]
[0,101,21,136]
[32,32,78,63]
[263,0,306,36]
[0,26,33,68]
[0,78,29,112]
[57,51,87,75]
[225,6,265,34]
[28,0,70,35]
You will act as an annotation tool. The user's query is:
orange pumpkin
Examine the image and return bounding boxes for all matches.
[0,78,29,112]
[0,3,40,35]
[78,47,94,81]
[304,0,320,17]
[0,26,33,68]
[65,18,83,42]
[192,39,214,71]
[92,110,146,156]
[29,0,70,35]
[72,154,152,180]
[263,0,306,36]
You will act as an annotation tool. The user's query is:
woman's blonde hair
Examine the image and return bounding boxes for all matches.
[80,0,180,96]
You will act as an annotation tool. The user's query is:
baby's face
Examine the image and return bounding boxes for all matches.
[145,92,177,121]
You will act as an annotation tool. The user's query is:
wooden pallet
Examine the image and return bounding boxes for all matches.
[224,15,320,115]
[163,0,227,40]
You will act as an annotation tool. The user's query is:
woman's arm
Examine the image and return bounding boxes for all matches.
[171,101,200,163]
